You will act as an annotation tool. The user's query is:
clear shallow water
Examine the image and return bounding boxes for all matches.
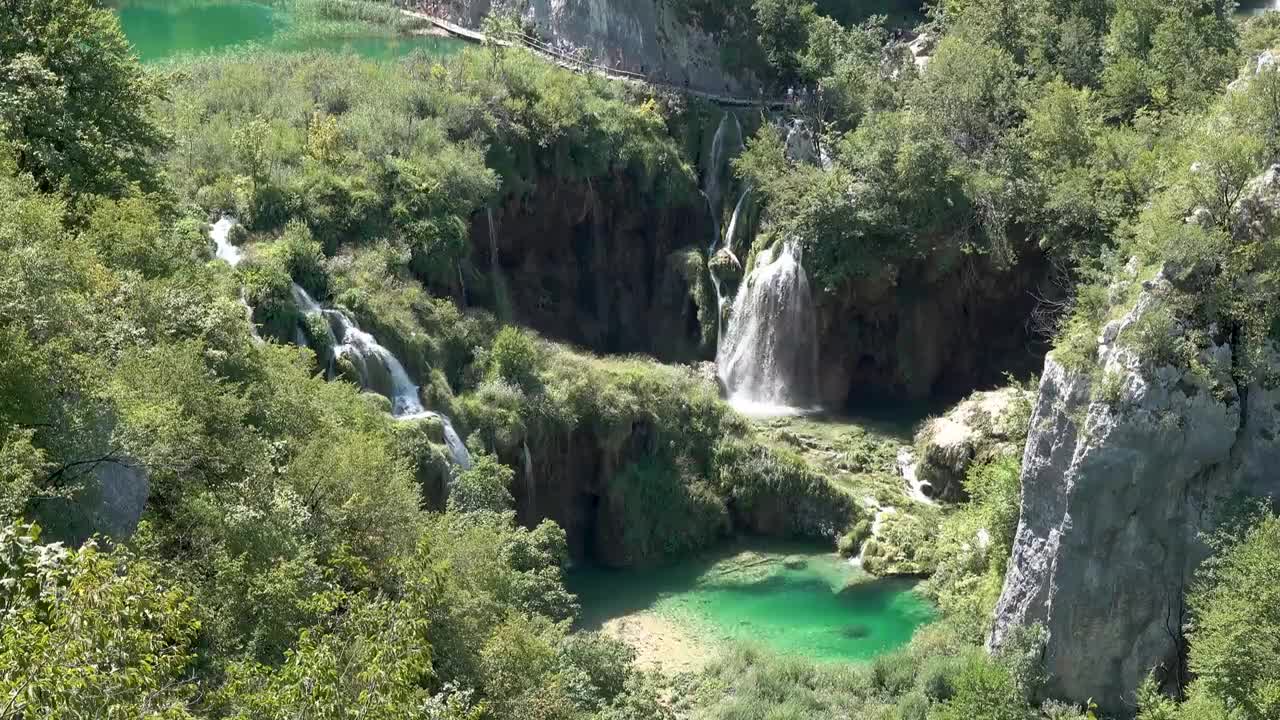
[570,543,935,663]
[110,0,464,62]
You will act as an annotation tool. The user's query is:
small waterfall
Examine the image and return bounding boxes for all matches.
[240,295,261,341]
[705,114,731,219]
[704,111,743,224]
[717,240,819,415]
[521,441,533,510]
[210,216,243,267]
[289,284,473,468]
[487,208,499,273]
[426,412,472,470]
[723,188,752,257]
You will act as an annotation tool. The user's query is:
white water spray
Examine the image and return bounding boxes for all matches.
[290,283,472,468]
[210,216,243,267]
[717,240,820,416]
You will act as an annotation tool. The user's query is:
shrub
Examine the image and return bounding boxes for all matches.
[488,326,543,394]
[448,451,515,514]
[838,519,873,557]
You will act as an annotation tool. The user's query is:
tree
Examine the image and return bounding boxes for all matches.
[448,452,515,514]
[0,522,199,718]
[0,0,168,197]
[931,656,1033,720]
[752,0,818,85]
[1184,511,1280,720]
[910,37,1021,154]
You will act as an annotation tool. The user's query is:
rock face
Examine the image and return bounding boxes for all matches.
[914,387,1032,502]
[478,175,714,362]
[989,277,1280,712]
[816,245,1049,405]
[436,0,759,95]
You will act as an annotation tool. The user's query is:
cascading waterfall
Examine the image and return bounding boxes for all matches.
[722,188,751,259]
[211,216,243,267]
[704,112,744,226]
[209,217,261,339]
[290,283,472,468]
[521,441,534,510]
[704,112,751,346]
[717,239,819,414]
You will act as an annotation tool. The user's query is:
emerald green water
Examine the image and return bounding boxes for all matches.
[571,543,934,663]
[110,0,464,63]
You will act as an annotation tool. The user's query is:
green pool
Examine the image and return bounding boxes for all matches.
[109,0,464,62]
[570,543,935,663]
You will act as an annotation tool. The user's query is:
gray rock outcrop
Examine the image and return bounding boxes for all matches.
[436,0,759,95]
[989,245,1280,709]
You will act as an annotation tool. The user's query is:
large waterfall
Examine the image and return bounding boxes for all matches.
[717,240,819,414]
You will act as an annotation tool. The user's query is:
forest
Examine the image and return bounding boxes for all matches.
[2,0,1280,718]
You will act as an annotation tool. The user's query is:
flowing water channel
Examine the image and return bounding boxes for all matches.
[110,0,464,63]
[570,543,934,669]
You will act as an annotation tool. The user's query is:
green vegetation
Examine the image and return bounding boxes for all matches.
[6,0,1280,718]
[1134,509,1280,719]
[732,0,1248,298]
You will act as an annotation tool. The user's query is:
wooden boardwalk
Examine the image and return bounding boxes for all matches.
[402,10,787,109]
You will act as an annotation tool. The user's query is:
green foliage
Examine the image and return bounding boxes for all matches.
[924,455,1022,640]
[931,656,1032,720]
[488,326,544,394]
[614,456,728,563]
[0,522,199,718]
[1100,0,1237,120]
[0,0,168,197]
[911,39,1022,155]
[752,0,820,83]
[449,451,515,514]
[1183,510,1280,720]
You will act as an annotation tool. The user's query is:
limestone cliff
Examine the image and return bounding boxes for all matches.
[989,172,1280,712]
[913,386,1033,502]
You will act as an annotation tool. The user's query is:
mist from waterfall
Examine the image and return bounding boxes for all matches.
[290,283,472,469]
[717,240,819,416]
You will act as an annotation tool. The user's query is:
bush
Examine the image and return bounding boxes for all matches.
[838,519,873,557]
[448,451,515,514]
[488,326,543,394]
[931,656,1031,720]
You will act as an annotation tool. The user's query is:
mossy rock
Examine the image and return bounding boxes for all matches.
[913,387,1033,502]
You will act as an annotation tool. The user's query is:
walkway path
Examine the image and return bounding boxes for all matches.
[401,9,788,109]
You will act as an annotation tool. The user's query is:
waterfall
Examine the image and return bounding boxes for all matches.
[428,412,472,470]
[704,111,743,224]
[521,441,533,510]
[723,188,752,257]
[211,216,243,267]
[288,283,473,468]
[487,208,499,273]
[705,114,731,219]
[717,239,819,415]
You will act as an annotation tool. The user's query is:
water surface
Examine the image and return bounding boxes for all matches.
[571,543,934,663]
[110,0,464,62]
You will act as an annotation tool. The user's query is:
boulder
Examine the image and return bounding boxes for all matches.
[913,387,1033,502]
